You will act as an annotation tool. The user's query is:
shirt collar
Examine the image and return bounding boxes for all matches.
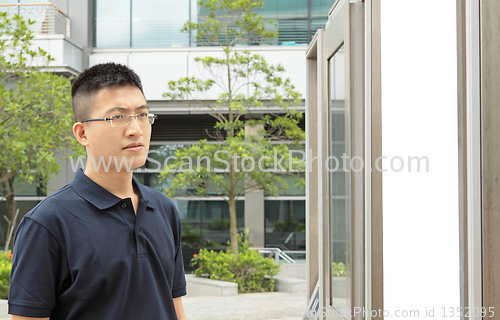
[70,168,157,210]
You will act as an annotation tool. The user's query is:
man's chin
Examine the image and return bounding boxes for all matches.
[110,155,146,173]
[131,158,147,170]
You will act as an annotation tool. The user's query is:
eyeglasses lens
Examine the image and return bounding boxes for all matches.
[110,114,155,127]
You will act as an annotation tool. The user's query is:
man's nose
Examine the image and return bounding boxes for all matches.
[126,116,144,135]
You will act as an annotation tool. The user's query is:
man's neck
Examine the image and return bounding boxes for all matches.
[83,167,137,200]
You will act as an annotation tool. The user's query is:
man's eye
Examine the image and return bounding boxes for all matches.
[138,113,148,118]
[110,115,124,120]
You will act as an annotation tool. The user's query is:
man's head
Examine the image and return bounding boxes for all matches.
[71,63,152,174]
[71,62,145,122]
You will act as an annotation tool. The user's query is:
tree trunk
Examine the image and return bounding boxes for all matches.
[2,178,17,250]
[228,197,238,260]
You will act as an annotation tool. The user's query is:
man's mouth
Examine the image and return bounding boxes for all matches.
[123,142,144,151]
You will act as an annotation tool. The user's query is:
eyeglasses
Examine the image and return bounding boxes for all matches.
[81,113,158,127]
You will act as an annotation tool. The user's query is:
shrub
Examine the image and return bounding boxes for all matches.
[191,230,281,293]
[0,251,13,299]
[182,222,226,248]
[181,222,202,248]
[332,262,346,277]
[206,219,231,231]
[272,219,305,232]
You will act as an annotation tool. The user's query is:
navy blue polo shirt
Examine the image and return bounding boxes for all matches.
[8,168,186,319]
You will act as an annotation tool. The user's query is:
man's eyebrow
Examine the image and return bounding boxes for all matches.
[106,105,149,114]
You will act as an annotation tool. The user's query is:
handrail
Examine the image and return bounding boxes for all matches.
[252,247,305,264]
[0,3,67,17]
[0,3,70,37]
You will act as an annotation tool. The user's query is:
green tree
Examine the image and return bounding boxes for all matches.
[0,12,82,249]
[161,0,305,259]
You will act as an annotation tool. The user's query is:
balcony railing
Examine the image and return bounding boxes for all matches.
[0,3,70,37]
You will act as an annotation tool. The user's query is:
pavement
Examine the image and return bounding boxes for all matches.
[0,291,308,320]
[182,291,307,320]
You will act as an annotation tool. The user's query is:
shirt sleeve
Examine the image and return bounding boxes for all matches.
[171,204,186,298]
[8,216,62,317]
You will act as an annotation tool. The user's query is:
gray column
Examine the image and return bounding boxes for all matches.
[244,190,265,247]
[244,122,265,247]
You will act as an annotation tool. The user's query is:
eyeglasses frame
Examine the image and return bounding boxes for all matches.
[80,113,158,126]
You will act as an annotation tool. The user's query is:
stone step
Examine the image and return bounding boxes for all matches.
[185,274,238,297]
[274,275,306,293]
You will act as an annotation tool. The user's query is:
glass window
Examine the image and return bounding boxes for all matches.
[93,0,335,48]
[173,199,244,249]
[0,175,44,197]
[95,0,131,48]
[328,44,349,308]
[145,144,193,169]
[264,174,305,196]
[310,0,334,41]
[131,0,190,48]
[255,0,308,45]
[264,200,305,251]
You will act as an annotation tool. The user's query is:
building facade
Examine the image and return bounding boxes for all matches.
[0,0,334,254]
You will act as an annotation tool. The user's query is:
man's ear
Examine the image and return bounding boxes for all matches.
[73,122,90,147]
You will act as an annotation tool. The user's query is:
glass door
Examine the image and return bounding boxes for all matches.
[306,0,376,319]
[322,0,365,319]
[328,43,349,318]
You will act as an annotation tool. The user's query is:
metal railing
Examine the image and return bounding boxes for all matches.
[0,3,70,37]
[251,247,306,264]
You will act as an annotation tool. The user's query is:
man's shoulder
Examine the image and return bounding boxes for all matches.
[25,183,79,222]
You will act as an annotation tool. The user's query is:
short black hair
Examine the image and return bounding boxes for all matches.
[71,62,145,122]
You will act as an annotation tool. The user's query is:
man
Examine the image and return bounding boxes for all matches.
[8,63,187,320]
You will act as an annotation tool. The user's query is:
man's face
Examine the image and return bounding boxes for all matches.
[83,84,150,172]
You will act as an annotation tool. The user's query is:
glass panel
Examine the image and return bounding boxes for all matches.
[131,0,190,48]
[95,0,131,48]
[264,174,305,196]
[143,143,240,196]
[174,199,244,248]
[310,0,334,42]
[92,0,335,48]
[0,175,43,197]
[328,44,349,316]
[264,200,305,252]
[144,144,193,170]
[254,0,308,45]
[147,171,173,192]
